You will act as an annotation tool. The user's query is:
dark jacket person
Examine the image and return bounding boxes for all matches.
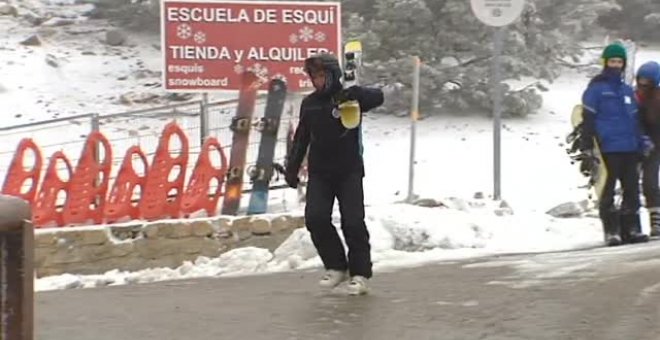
[285,53,384,295]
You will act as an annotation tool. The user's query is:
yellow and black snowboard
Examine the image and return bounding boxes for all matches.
[567,104,608,203]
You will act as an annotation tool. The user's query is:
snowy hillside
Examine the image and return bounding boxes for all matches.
[0,0,231,128]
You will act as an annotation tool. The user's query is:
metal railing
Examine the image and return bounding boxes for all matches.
[0,94,302,207]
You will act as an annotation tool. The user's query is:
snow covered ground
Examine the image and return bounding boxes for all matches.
[36,200,605,291]
[3,0,660,292]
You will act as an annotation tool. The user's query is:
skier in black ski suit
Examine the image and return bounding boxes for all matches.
[580,43,651,246]
[284,53,384,295]
[637,61,660,237]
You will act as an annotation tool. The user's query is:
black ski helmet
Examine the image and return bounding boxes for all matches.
[304,53,343,95]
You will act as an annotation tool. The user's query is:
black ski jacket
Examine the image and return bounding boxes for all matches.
[639,88,660,146]
[286,86,384,178]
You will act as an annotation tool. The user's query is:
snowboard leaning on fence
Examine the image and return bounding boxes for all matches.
[221,71,259,215]
[247,79,287,215]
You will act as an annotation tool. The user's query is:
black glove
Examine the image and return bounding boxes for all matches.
[284,168,299,189]
[342,85,362,101]
[579,149,598,177]
[579,139,594,154]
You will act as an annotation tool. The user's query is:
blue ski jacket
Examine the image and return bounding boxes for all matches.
[581,69,643,153]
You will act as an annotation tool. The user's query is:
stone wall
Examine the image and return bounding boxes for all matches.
[34,214,304,277]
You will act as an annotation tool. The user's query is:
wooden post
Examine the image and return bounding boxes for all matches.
[0,195,33,340]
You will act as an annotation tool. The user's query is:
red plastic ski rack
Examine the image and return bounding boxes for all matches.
[181,137,229,217]
[61,131,113,226]
[139,122,189,221]
[1,138,42,203]
[104,146,149,223]
[33,151,72,227]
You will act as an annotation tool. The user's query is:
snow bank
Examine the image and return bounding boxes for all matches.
[36,201,603,291]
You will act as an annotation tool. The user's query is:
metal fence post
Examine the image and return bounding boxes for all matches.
[91,113,101,160]
[200,95,209,145]
[90,113,101,163]
[90,113,100,133]
[90,113,101,207]
[0,195,34,340]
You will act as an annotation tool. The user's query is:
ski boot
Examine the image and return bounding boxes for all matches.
[319,270,348,288]
[621,210,649,244]
[601,209,622,246]
[620,222,631,244]
[649,207,660,238]
[347,276,369,296]
[605,234,622,246]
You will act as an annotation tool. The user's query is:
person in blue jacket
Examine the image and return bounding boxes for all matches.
[636,61,660,237]
[581,43,651,246]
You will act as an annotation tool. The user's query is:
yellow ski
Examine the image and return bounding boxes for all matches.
[340,40,363,129]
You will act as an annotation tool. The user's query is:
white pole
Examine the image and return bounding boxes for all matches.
[407,56,420,203]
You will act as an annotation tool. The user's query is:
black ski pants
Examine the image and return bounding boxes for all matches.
[304,171,372,278]
[642,148,660,208]
[599,152,641,234]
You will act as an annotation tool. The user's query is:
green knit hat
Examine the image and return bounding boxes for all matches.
[602,43,627,61]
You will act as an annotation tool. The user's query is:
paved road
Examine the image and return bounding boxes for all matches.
[37,242,660,340]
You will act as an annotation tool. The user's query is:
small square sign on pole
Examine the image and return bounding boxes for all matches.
[470,0,525,201]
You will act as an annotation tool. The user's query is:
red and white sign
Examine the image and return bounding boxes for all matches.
[161,0,341,92]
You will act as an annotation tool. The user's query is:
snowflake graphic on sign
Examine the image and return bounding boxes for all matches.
[233,64,244,74]
[248,63,269,78]
[177,24,192,40]
[289,33,299,44]
[298,26,314,42]
[314,31,326,42]
[248,63,270,85]
[193,31,206,44]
